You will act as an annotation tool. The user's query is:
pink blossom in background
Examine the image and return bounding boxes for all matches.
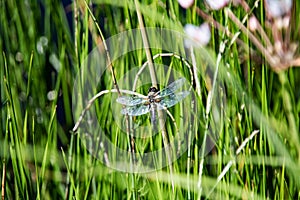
[177,0,194,9]
[184,23,211,48]
[249,16,258,31]
[205,0,229,10]
[265,0,292,18]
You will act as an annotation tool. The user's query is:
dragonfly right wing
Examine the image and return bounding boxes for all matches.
[156,77,187,98]
[156,91,190,110]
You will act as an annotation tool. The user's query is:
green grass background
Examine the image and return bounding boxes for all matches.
[1,0,300,199]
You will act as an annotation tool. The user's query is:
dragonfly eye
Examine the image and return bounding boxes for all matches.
[148,87,158,93]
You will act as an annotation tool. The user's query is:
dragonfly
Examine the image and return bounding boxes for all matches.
[116,77,190,127]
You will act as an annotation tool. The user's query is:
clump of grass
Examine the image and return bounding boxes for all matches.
[1,0,300,199]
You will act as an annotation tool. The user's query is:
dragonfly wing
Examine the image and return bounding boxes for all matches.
[116,95,147,106]
[121,104,150,116]
[156,77,187,98]
[156,91,190,110]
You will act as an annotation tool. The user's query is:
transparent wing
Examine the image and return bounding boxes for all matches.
[121,104,150,116]
[155,77,187,98]
[116,95,148,106]
[156,91,190,110]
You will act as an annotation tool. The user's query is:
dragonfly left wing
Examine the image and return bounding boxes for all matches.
[116,95,147,106]
[121,104,150,116]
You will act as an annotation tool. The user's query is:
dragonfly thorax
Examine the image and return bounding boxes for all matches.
[148,87,158,103]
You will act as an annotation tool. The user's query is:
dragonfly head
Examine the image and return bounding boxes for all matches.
[148,86,158,94]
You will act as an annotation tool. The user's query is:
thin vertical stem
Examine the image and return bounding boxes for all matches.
[1,161,5,200]
[82,0,121,95]
[197,41,224,199]
[133,1,158,87]
[82,0,133,167]
[134,0,175,191]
